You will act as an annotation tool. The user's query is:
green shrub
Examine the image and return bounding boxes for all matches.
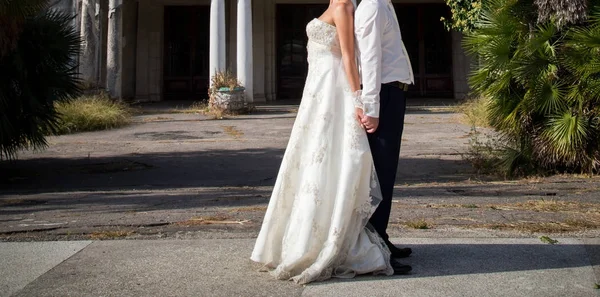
[464,0,600,176]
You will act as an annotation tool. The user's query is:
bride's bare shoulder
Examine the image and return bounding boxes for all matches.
[333,0,355,14]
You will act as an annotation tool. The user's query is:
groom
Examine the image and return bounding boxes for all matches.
[355,0,414,273]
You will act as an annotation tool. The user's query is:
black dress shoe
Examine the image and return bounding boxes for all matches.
[386,240,412,258]
[390,259,412,275]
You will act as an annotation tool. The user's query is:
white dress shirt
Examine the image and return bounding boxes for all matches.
[355,0,414,118]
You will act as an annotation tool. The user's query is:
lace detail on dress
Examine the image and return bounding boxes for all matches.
[306,19,339,48]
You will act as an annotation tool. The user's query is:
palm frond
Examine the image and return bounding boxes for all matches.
[0,7,81,159]
[531,78,568,115]
[542,111,589,161]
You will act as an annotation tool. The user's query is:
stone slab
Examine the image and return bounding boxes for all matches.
[7,238,599,297]
[303,238,599,297]
[14,239,303,297]
[582,238,600,286]
[0,241,92,297]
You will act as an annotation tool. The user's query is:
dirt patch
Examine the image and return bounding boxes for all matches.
[471,218,600,233]
[134,131,202,140]
[222,126,243,138]
[174,215,251,226]
[228,206,268,213]
[141,116,174,122]
[0,199,47,207]
[89,230,134,240]
[390,198,600,234]
[492,200,600,213]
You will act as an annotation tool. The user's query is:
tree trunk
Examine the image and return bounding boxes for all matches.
[535,0,588,26]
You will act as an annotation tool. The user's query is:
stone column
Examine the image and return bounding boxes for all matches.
[252,3,265,102]
[80,0,101,87]
[49,0,78,29]
[237,0,253,103]
[210,0,226,87]
[451,30,470,100]
[106,0,122,99]
[49,0,80,67]
[49,0,72,16]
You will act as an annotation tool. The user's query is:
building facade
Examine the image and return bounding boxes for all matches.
[53,0,471,102]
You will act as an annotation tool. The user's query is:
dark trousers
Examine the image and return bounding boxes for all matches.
[367,83,407,242]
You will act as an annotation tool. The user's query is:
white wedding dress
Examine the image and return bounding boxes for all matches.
[250,18,393,284]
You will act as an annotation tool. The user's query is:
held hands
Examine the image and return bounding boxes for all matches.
[361,115,379,133]
[353,90,379,134]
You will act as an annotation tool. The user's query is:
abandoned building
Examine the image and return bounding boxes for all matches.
[50,0,471,103]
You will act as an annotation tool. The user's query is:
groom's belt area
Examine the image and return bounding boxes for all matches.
[383,81,409,91]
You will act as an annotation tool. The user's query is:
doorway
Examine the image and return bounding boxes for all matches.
[395,4,453,97]
[163,6,210,100]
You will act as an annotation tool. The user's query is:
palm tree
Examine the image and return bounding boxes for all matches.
[464,0,600,175]
[0,0,81,159]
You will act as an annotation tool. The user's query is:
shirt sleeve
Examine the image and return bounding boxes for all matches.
[355,3,383,118]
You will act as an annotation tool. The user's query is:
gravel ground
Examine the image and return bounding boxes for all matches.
[1,101,599,241]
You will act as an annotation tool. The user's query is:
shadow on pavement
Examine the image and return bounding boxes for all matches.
[1,146,591,216]
[310,242,598,282]
[1,148,475,195]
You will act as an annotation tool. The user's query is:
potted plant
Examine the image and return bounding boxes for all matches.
[208,70,247,113]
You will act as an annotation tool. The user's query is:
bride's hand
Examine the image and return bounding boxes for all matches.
[355,108,365,129]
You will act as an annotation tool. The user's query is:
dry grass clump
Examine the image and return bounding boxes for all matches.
[491,199,600,213]
[54,93,131,134]
[455,96,491,128]
[404,219,432,229]
[475,216,600,233]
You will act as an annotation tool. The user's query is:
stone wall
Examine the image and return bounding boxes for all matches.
[135,1,163,102]
[451,31,472,100]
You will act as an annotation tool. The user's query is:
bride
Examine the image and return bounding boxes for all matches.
[251,0,409,284]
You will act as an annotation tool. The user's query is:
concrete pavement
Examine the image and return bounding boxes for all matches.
[0,241,92,297]
[2,238,599,297]
[2,101,600,296]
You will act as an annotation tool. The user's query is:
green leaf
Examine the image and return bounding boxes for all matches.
[539,236,559,244]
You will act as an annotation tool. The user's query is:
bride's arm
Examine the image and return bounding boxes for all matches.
[334,3,360,93]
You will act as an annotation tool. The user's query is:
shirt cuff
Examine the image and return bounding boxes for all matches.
[363,101,380,118]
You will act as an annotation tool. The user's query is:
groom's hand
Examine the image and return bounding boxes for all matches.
[361,116,379,133]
